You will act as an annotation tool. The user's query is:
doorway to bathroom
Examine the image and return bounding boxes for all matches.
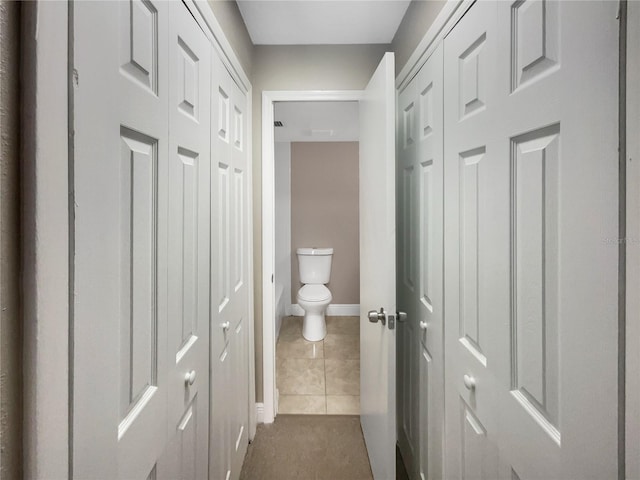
[262,91,362,423]
[271,100,361,415]
[263,55,397,476]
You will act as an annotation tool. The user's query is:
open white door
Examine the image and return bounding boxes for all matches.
[360,52,397,480]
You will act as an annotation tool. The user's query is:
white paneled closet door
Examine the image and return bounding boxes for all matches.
[157,2,211,478]
[397,49,421,478]
[443,4,501,478]
[210,48,250,480]
[73,1,171,478]
[72,1,250,478]
[397,43,445,480]
[444,1,618,479]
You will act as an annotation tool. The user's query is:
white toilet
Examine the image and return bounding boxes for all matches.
[296,247,333,341]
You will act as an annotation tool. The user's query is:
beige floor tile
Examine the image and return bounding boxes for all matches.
[277,358,325,395]
[324,333,359,359]
[279,316,303,338]
[277,335,324,359]
[326,395,360,415]
[278,395,326,414]
[326,316,360,335]
[325,359,360,395]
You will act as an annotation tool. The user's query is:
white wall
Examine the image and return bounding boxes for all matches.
[274,142,292,338]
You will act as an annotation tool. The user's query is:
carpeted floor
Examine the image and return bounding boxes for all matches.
[239,415,374,480]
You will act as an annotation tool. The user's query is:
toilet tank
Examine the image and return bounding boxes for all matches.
[297,248,333,284]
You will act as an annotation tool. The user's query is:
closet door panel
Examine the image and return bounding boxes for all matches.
[443,3,501,479]
[397,42,445,480]
[443,2,618,479]
[162,2,212,478]
[210,50,250,480]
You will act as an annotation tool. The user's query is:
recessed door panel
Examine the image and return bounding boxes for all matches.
[510,0,559,92]
[119,129,159,422]
[218,162,230,311]
[419,159,433,312]
[511,124,560,435]
[119,0,158,93]
[458,34,486,119]
[234,168,244,292]
[460,400,497,480]
[403,166,415,291]
[459,147,486,364]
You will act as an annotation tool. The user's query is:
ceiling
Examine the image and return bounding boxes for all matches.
[274,101,359,142]
[236,1,411,45]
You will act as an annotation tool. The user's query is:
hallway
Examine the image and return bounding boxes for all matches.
[15,1,629,478]
[239,415,373,480]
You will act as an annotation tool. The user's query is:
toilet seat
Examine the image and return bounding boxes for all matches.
[297,284,331,303]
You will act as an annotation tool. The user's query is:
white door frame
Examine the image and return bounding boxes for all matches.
[24,1,255,477]
[22,2,70,477]
[626,2,638,478]
[261,90,363,423]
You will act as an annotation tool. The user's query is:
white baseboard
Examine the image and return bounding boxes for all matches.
[290,304,360,316]
[327,304,360,316]
[256,403,264,424]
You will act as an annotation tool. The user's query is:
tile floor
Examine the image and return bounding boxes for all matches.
[276,315,360,415]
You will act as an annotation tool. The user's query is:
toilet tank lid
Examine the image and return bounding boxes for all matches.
[296,247,333,256]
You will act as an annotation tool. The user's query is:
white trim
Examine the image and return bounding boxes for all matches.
[246,88,256,440]
[627,2,639,478]
[290,304,361,317]
[395,0,473,93]
[262,90,363,424]
[22,2,69,478]
[255,403,265,424]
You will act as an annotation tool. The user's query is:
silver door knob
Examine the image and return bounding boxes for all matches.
[463,374,476,390]
[396,311,407,322]
[221,321,230,331]
[419,320,427,330]
[367,308,386,326]
[185,370,196,386]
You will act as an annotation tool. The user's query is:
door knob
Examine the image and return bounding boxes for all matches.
[185,370,196,386]
[367,308,386,326]
[463,374,476,390]
[221,321,230,331]
[396,311,407,322]
[419,320,427,330]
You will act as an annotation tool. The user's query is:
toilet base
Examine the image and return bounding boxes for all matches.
[302,312,327,342]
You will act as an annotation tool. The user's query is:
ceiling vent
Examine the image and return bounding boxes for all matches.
[274,121,284,127]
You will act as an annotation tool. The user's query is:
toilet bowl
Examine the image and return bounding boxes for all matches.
[297,284,332,341]
[296,247,333,342]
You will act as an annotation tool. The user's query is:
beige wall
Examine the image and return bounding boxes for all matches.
[207,0,254,77]
[0,1,22,478]
[290,142,360,305]
[391,0,446,75]
[251,44,390,401]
